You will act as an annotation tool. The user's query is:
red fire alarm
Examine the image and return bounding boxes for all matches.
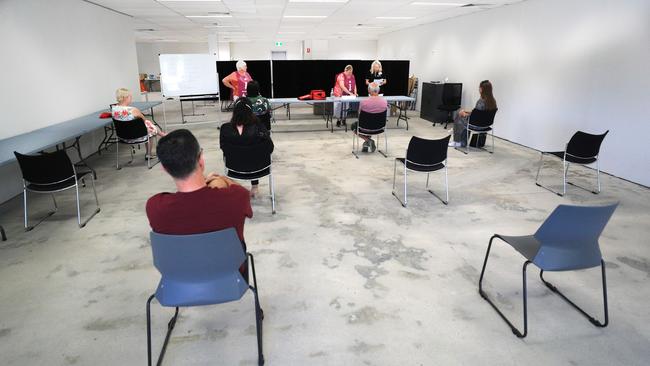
[306,47,311,53]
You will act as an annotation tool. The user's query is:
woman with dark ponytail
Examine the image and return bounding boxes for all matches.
[219,98,274,197]
[450,80,497,147]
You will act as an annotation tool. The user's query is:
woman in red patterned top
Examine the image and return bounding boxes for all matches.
[222,60,253,101]
[332,64,358,127]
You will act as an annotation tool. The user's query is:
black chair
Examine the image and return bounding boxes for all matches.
[13,150,100,230]
[535,130,609,196]
[392,135,451,206]
[437,83,462,128]
[479,203,618,338]
[257,113,272,132]
[459,108,498,154]
[352,110,388,158]
[112,118,159,170]
[223,143,276,214]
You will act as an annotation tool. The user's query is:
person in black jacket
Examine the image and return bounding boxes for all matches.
[220,98,274,198]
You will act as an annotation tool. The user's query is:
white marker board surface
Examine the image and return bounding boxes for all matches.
[159,54,219,97]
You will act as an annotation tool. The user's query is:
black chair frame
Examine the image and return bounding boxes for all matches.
[112,119,160,170]
[146,253,264,365]
[352,111,388,158]
[478,235,609,338]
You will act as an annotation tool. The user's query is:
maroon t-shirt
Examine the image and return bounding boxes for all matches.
[146,185,253,241]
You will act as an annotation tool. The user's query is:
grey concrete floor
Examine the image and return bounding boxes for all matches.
[0,99,649,366]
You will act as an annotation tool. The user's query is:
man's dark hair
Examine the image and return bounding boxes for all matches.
[156,129,201,179]
[246,80,260,97]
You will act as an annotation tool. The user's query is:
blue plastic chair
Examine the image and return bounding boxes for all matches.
[146,228,264,365]
[478,203,618,338]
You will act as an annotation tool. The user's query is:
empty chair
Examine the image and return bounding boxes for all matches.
[459,108,498,154]
[478,203,618,338]
[535,130,609,196]
[352,110,388,158]
[437,83,462,128]
[147,228,264,365]
[224,143,276,214]
[112,117,159,170]
[392,135,451,206]
[14,150,100,230]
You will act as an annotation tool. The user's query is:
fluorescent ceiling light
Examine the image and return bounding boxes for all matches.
[355,26,384,29]
[283,15,327,18]
[204,25,238,28]
[159,0,221,2]
[155,39,179,42]
[278,31,306,34]
[288,0,347,2]
[376,16,416,20]
[411,2,463,5]
[186,15,232,18]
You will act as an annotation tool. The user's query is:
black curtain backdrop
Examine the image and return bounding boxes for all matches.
[216,60,409,99]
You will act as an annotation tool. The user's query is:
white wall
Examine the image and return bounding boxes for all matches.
[230,41,303,60]
[136,42,209,75]
[378,0,650,187]
[0,0,141,203]
[327,40,377,60]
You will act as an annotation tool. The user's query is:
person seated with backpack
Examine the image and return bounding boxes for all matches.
[246,81,272,131]
[449,80,497,147]
[219,98,274,198]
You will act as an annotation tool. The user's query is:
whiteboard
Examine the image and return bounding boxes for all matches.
[159,54,219,97]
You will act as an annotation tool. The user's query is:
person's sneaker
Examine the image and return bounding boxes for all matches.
[369,139,377,153]
[448,141,460,147]
[361,140,370,152]
[336,120,341,127]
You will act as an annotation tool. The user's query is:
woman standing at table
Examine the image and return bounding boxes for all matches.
[332,64,358,127]
[222,60,252,101]
[365,60,387,91]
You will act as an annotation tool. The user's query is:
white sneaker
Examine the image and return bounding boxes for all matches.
[448,141,460,147]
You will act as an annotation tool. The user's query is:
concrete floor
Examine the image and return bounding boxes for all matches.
[0,98,649,366]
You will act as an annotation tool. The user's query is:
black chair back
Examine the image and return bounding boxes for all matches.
[566,130,608,159]
[358,110,387,131]
[257,113,271,131]
[113,118,148,141]
[468,108,498,129]
[441,83,462,107]
[406,135,451,166]
[14,150,74,184]
[224,143,272,173]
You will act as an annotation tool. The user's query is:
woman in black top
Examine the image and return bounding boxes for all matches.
[220,98,274,197]
[365,60,387,91]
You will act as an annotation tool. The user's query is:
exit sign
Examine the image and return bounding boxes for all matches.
[275,42,283,46]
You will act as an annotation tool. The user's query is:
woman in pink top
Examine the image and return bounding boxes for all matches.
[332,65,358,127]
[222,60,252,101]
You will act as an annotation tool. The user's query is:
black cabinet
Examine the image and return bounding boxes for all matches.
[420,82,460,125]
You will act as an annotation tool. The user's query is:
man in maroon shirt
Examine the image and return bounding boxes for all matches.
[146,129,252,277]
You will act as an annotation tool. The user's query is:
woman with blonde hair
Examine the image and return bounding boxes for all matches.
[111,88,166,157]
[366,60,387,91]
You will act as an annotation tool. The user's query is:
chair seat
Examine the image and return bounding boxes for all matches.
[227,167,271,181]
[546,151,597,164]
[468,125,492,132]
[358,127,385,136]
[396,158,445,172]
[155,274,249,307]
[119,135,149,144]
[495,234,542,262]
[26,172,91,192]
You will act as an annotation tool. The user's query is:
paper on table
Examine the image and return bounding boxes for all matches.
[341,95,356,100]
